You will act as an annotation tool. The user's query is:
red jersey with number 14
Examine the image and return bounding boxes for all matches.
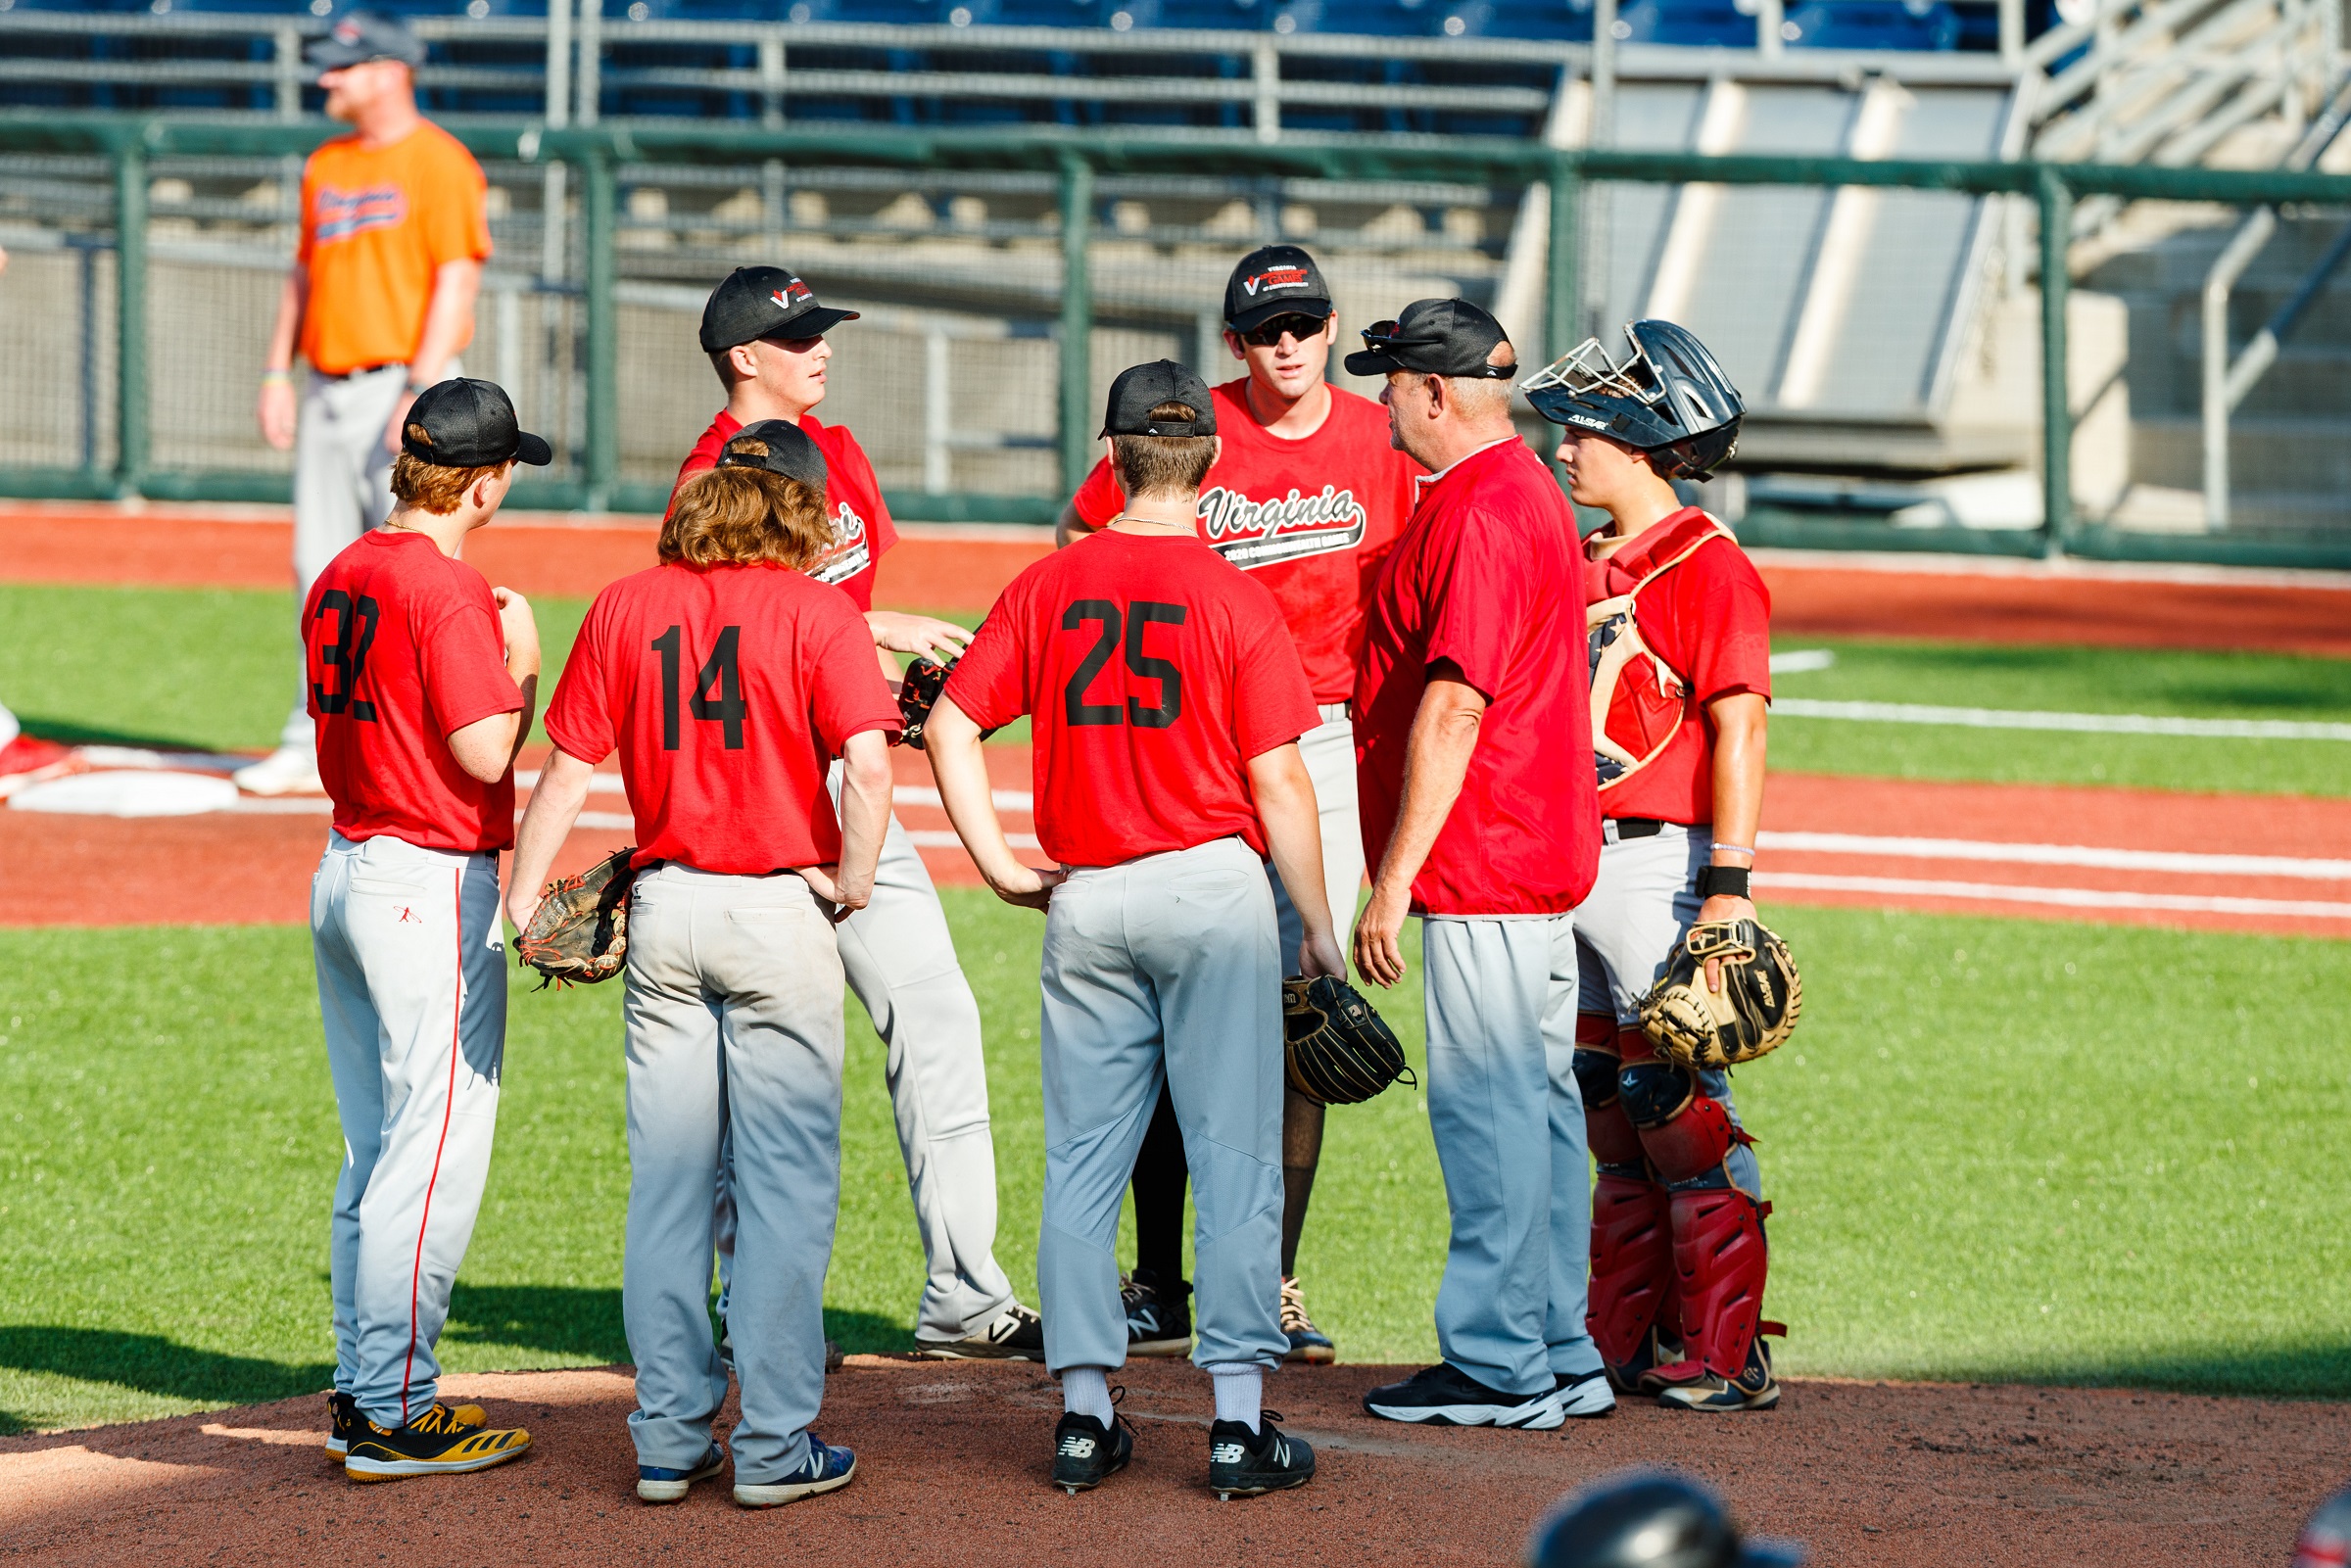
[945,528,1319,867]
[673,409,899,612]
[306,529,524,852]
[543,562,900,875]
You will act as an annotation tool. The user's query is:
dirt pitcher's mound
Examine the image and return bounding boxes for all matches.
[1,1359,2340,1565]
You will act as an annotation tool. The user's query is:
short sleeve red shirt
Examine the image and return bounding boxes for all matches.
[944,528,1319,867]
[543,561,901,875]
[1354,440,1601,916]
[1068,380,1418,703]
[1582,508,1773,826]
[305,530,524,852]
[672,409,899,612]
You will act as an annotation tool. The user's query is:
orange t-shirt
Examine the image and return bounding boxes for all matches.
[297,121,492,376]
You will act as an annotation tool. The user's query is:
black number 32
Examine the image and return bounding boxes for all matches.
[1061,599,1186,729]
[312,589,380,721]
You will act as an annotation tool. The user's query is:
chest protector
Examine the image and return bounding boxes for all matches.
[1585,512,1732,795]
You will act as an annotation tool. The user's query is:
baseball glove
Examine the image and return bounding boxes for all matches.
[1283,974,1416,1106]
[897,655,999,751]
[515,845,639,988]
[1637,919,1801,1070]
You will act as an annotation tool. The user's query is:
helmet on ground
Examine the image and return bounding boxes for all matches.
[1522,319,1745,481]
[1525,1470,1804,1568]
[2294,1486,2351,1568]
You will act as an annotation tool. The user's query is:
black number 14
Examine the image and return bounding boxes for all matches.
[651,624,746,749]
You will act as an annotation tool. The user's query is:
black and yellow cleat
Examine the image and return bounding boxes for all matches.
[345,1402,531,1481]
[324,1391,359,1459]
[1655,1339,1780,1413]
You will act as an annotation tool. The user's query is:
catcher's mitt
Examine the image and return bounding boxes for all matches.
[1283,974,1415,1106]
[1637,918,1801,1070]
[516,845,639,988]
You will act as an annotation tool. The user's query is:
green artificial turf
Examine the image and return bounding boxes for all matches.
[4,901,2346,1432]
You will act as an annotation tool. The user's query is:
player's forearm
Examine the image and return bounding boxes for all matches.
[832,730,893,908]
[930,698,1026,889]
[507,747,596,926]
[1706,692,1767,863]
[1053,501,1085,548]
[1367,677,1484,902]
[409,259,483,384]
[265,267,307,372]
[1249,742,1334,941]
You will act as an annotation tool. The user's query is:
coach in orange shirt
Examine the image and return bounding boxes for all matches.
[242,12,493,797]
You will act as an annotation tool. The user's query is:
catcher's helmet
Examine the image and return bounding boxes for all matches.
[2294,1486,2351,1568]
[1525,1471,1804,1568]
[1522,319,1745,481]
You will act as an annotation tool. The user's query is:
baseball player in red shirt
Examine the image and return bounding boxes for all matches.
[930,361,1333,1500]
[1344,301,1615,1430]
[674,266,1041,1361]
[1523,321,1780,1412]
[509,424,898,1507]
[307,378,548,1479]
[1056,245,1417,1365]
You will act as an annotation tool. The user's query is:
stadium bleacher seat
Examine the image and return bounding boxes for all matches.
[1782,0,1958,50]
[1622,0,1754,46]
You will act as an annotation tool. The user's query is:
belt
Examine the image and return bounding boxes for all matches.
[316,362,406,381]
[1604,817,1667,842]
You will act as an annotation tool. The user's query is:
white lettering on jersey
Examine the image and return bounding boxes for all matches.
[1195,484,1367,570]
[808,500,871,585]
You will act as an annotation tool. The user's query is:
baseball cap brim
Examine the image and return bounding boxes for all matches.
[1227,296,1334,336]
[1343,346,1409,376]
[769,305,859,340]
[514,431,553,467]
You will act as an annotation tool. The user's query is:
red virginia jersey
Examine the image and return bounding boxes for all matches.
[543,561,900,875]
[1355,439,1601,917]
[945,528,1319,867]
[1583,507,1773,826]
[672,409,899,613]
[1069,380,1416,703]
[305,530,524,852]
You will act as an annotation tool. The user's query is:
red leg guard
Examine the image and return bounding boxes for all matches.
[1586,1171,1675,1371]
[1662,1185,1770,1383]
[1631,1092,1737,1184]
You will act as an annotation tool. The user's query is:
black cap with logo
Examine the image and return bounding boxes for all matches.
[1223,244,1335,335]
[699,265,861,354]
[401,378,552,468]
[306,11,427,70]
[1100,360,1217,438]
[715,418,829,492]
[1342,297,1516,379]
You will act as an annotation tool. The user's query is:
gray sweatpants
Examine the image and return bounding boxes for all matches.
[713,805,1014,1341]
[1037,835,1289,1374]
[1268,708,1365,965]
[276,363,439,752]
[1420,913,1605,1397]
[312,831,505,1429]
[622,864,845,1485]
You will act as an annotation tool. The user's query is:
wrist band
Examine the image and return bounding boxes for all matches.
[261,369,293,384]
[1698,865,1751,901]
[1710,842,1756,858]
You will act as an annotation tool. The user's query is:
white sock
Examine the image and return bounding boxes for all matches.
[1062,1365,1114,1426]
[1208,1363,1262,1432]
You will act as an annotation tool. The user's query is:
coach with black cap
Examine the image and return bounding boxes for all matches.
[1347,299,1617,1430]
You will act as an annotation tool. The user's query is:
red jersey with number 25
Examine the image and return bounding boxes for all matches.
[945,528,1319,868]
[1068,380,1416,703]
[543,562,900,876]
[306,529,524,853]
[673,409,899,612]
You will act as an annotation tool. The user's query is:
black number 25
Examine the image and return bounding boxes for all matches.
[312,589,380,721]
[1062,599,1186,729]
[651,625,747,749]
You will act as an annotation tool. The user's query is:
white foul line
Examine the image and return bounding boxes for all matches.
[891,784,1034,813]
[1758,872,2351,920]
[1773,697,2351,741]
[906,829,1040,850]
[1758,831,2351,880]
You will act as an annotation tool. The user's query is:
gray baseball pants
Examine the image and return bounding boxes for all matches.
[1268,708,1365,961]
[1037,835,1290,1374]
[622,864,846,1486]
[312,830,505,1429]
[1419,912,1607,1396]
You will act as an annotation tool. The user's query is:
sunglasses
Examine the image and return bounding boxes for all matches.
[1235,314,1328,348]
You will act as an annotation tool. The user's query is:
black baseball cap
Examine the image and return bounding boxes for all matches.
[1343,297,1516,379]
[1223,244,1335,334]
[699,265,860,354]
[306,11,426,70]
[714,418,829,492]
[401,378,552,467]
[1100,360,1217,438]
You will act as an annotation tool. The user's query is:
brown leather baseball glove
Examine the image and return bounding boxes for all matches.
[515,846,638,988]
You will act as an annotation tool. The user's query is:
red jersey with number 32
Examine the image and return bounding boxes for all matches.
[1067,380,1416,702]
[543,562,900,875]
[945,529,1319,867]
[672,410,898,612]
[305,529,524,852]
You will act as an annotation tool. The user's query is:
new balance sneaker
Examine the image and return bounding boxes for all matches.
[1208,1411,1315,1500]
[344,1402,531,1480]
[1050,1408,1134,1495]
[1121,1269,1193,1358]
[734,1434,856,1508]
[1655,1340,1780,1412]
[1362,1362,1565,1429]
[1278,1275,1335,1365]
[1551,1367,1617,1419]
[638,1442,726,1503]
[231,745,323,797]
[323,1391,359,1459]
[915,1301,1044,1360]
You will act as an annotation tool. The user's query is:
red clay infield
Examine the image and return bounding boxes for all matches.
[1,1358,2338,1566]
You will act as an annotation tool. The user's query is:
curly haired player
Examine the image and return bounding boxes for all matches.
[1523,320,1781,1412]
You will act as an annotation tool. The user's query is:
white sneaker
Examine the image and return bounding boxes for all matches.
[232,746,323,796]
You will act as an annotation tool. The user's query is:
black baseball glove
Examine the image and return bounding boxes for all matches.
[1283,974,1415,1106]
[896,654,997,751]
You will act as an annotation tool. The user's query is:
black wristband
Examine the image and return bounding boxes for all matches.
[1698,865,1751,901]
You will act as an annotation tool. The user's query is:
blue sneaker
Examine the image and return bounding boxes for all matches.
[637,1442,726,1503]
[733,1434,855,1508]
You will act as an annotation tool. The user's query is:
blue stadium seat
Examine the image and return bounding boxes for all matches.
[1782,0,1958,49]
